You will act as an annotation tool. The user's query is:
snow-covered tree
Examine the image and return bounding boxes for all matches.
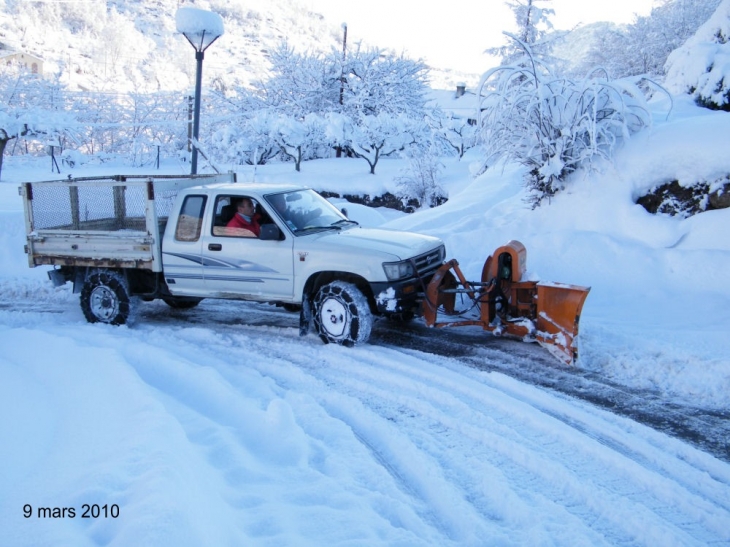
[271,113,327,171]
[261,42,342,118]
[488,0,558,65]
[336,45,431,173]
[61,89,186,166]
[584,0,721,78]
[665,0,730,111]
[208,110,280,166]
[478,37,652,206]
[428,110,478,159]
[327,112,422,175]
[342,45,430,119]
[0,71,75,179]
[215,41,432,173]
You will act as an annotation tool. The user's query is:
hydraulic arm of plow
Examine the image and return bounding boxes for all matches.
[423,240,590,365]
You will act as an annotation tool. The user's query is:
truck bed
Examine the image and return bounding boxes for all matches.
[21,173,235,272]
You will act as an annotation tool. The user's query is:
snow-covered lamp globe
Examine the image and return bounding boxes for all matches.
[175,6,224,174]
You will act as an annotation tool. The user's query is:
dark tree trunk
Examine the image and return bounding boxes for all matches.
[0,137,9,181]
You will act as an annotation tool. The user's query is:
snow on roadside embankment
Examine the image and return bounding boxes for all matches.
[383,100,730,409]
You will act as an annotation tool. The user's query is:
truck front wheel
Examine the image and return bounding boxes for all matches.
[80,270,131,325]
[313,281,372,347]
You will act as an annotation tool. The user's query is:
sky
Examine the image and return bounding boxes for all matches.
[1,92,730,545]
[305,0,655,73]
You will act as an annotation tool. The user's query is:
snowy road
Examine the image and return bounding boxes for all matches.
[2,288,730,546]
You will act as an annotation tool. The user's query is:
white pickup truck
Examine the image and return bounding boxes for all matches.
[20,173,445,346]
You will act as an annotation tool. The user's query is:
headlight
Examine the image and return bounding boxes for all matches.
[383,260,415,281]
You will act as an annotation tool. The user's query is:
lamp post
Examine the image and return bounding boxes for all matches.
[175,7,224,175]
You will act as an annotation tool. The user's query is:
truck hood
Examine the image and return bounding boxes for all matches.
[310,227,443,260]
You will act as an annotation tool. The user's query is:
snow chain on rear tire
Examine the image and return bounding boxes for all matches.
[80,269,131,325]
[313,281,372,347]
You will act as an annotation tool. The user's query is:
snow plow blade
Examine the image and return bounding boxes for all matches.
[535,283,590,365]
[423,240,590,365]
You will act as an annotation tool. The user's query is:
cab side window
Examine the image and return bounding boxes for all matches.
[175,195,206,242]
[213,196,236,229]
[212,195,258,238]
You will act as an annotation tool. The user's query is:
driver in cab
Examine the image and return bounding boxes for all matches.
[226,197,261,237]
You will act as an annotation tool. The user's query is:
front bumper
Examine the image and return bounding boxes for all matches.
[371,277,430,315]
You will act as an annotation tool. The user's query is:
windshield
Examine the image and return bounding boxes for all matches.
[264,189,355,235]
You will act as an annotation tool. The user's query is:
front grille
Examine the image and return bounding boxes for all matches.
[411,245,445,278]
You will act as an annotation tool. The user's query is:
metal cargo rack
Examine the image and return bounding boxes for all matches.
[21,173,236,272]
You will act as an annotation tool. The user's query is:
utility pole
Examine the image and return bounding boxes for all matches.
[187,95,193,152]
[336,23,347,158]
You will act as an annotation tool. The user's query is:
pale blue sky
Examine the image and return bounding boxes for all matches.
[306,0,654,73]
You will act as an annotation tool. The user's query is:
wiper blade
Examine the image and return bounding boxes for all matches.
[295,225,342,235]
[331,219,359,227]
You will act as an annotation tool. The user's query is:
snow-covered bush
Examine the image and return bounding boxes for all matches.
[394,152,447,210]
[665,0,730,111]
[478,36,651,206]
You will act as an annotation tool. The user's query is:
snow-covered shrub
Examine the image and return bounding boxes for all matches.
[477,36,651,206]
[394,152,447,210]
[60,149,86,168]
[665,0,730,111]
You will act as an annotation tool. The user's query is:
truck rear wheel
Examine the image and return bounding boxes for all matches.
[80,270,131,325]
[313,281,372,347]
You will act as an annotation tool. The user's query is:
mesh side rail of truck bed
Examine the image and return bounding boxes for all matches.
[25,173,235,232]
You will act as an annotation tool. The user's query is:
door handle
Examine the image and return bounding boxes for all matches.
[208,243,222,251]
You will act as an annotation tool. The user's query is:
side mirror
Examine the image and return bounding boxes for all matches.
[260,223,282,240]
[340,207,348,218]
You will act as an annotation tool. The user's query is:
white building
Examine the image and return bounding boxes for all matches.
[1,51,44,75]
[427,83,479,125]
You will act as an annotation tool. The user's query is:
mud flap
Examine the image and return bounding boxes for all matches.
[299,297,312,336]
[535,283,591,365]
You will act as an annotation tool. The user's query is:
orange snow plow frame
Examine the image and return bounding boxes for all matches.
[423,241,590,365]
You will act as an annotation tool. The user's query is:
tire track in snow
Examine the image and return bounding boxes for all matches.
[372,320,730,463]
[278,344,723,535]
[212,328,730,546]
[85,321,462,545]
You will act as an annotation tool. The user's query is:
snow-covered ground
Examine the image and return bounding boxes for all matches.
[1,96,729,545]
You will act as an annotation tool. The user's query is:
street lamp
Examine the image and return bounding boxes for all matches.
[175,6,224,174]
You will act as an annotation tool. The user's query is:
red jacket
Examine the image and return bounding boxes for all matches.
[226,213,261,236]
